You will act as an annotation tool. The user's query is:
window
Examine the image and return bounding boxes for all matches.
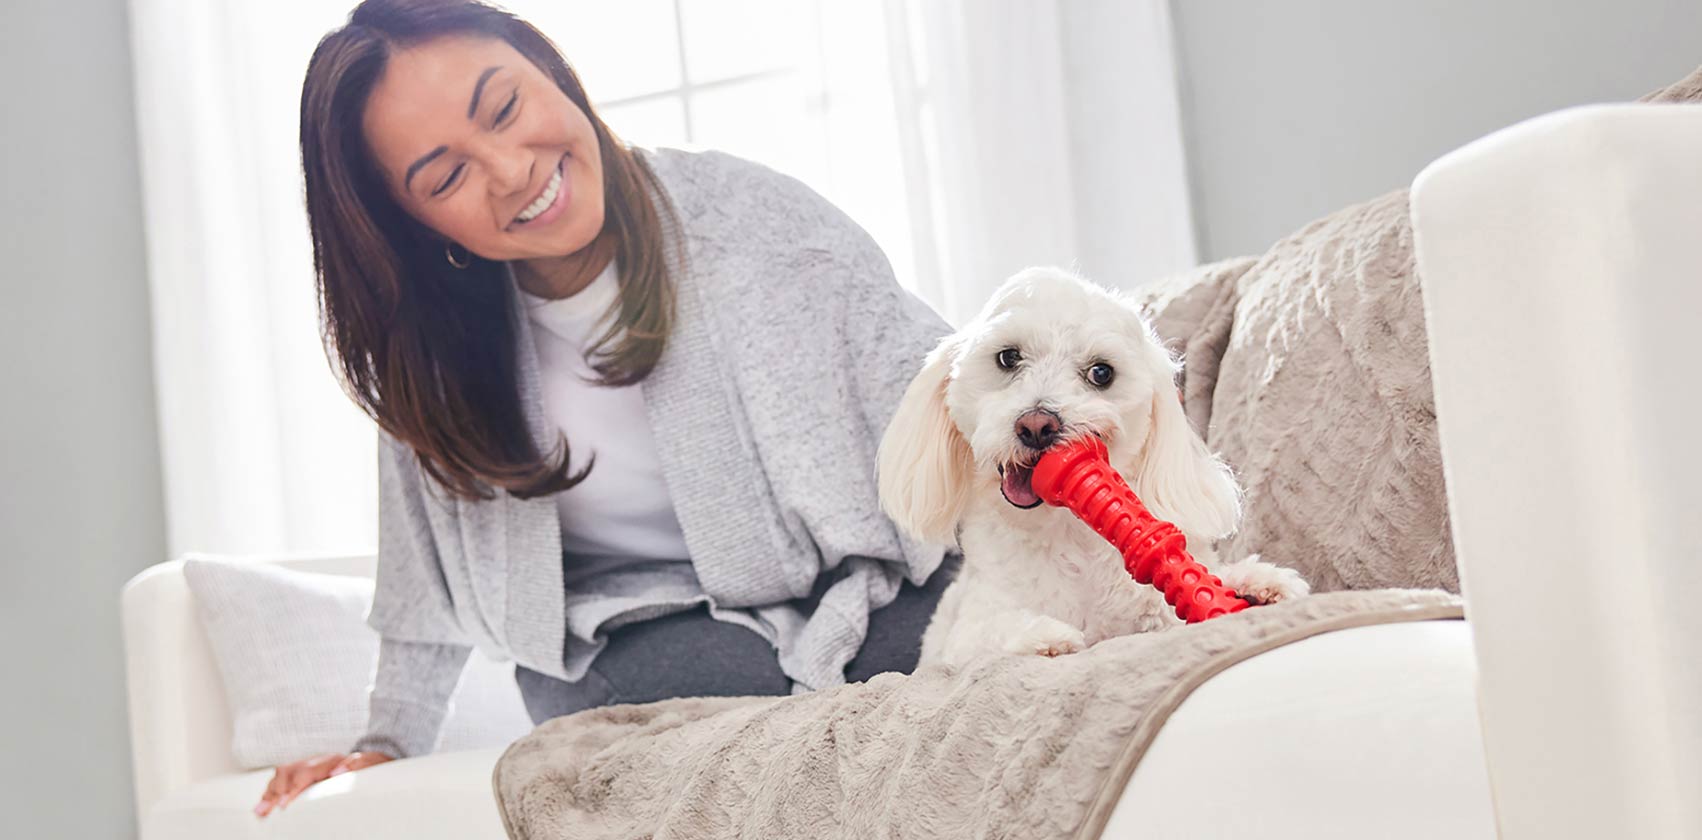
[515,0,921,293]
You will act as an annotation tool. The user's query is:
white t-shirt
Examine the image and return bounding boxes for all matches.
[515,260,691,564]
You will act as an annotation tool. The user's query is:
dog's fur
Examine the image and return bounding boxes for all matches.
[880,267,1309,667]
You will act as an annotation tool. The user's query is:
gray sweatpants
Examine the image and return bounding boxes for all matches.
[514,554,960,724]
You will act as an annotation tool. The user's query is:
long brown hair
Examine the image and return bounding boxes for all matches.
[300,0,677,500]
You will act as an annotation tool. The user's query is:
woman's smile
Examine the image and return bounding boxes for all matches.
[508,153,571,230]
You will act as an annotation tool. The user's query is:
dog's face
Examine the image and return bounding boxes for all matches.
[879,267,1240,545]
[941,270,1166,508]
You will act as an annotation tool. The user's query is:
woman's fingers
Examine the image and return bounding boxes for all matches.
[259,766,306,817]
[256,762,307,816]
[273,765,314,811]
[254,754,343,818]
[253,751,395,817]
[254,769,287,816]
[275,755,339,810]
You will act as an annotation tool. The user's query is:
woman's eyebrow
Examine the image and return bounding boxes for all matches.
[404,146,448,192]
[400,66,503,193]
[467,65,501,118]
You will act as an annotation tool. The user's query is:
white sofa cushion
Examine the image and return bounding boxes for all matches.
[182,557,532,769]
[1107,620,1493,839]
[142,748,510,839]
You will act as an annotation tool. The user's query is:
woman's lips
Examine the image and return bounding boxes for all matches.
[511,155,571,230]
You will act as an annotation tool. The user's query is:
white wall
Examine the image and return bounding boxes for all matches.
[0,0,165,836]
[1172,0,1702,260]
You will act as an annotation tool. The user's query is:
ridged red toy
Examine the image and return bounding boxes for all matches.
[1030,437,1249,623]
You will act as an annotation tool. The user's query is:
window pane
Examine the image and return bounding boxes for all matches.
[678,0,808,83]
[812,1,919,293]
[688,74,826,185]
[599,97,691,150]
[513,0,683,103]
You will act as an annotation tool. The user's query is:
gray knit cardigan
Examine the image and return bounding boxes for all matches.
[353,148,952,758]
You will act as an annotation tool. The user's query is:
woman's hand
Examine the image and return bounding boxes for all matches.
[253,751,394,817]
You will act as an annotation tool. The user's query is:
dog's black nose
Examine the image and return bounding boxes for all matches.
[1014,409,1062,451]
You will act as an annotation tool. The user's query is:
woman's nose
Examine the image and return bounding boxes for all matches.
[482,142,532,196]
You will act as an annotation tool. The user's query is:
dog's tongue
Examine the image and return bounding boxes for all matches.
[1001,464,1041,508]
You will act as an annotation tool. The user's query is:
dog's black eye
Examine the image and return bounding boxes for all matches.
[1086,363,1115,388]
[996,348,1022,371]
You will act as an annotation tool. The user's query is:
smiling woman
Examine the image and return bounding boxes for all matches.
[363,37,605,266]
[300,0,673,502]
[265,0,960,823]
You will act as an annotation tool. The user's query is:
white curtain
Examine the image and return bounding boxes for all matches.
[886,0,1198,321]
[885,0,1085,321]
[127,0,1194,558]
[129,0,382,560]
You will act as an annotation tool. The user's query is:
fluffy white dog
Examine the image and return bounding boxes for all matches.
[880,267,1309,668]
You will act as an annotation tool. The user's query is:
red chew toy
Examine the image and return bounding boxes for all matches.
[1030,438,1249,623]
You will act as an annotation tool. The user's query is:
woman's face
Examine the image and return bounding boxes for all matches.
[361,35,605,263]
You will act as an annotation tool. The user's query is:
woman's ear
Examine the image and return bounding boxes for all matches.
[1133,381,1241,539]
[878,335,973,546]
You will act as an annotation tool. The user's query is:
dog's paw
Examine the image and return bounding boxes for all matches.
[1217,556,1311,606]
[1002,614,1088,658]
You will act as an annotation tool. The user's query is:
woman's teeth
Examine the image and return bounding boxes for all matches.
[515,165,562,224]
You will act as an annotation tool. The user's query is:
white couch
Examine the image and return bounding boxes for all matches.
[121,553,515,839]
[1413,103,1702,838]
[122,554,1494,840]
[121,104,1699,839]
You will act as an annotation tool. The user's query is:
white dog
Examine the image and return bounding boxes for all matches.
[879,267,1309,668]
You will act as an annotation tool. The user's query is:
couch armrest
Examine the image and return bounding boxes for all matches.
[1412,104,1702,839]
[121,553,375,826]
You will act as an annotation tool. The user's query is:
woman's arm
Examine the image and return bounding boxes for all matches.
[255,425,480,816]
[351,637,472,757]
[366,433,467,639]
[834,232,953,438]
[717,149,953,437]
[358,432,478,754]
[256,637,469,817]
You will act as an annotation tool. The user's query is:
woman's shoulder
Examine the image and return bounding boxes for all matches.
[636,146,849,238]
[635,146,897,314]
[638,145,798,196]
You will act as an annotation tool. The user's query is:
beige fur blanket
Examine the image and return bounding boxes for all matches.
[493,589,1460,840]
[1127,64,1702,597]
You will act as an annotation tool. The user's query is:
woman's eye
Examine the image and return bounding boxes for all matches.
[1086,363,1115,388]
[494,92,518,126]
[996,348,1022,370]
[432,164,464,197]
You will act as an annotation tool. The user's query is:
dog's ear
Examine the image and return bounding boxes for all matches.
[1133,382,1241,539]
[878,335,973,546]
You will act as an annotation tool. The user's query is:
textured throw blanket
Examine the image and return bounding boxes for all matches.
[494,589,1460,840]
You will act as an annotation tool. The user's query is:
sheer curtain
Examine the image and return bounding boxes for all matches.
[127,0,1194,558]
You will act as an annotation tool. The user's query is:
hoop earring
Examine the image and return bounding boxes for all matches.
[445,243,472,269]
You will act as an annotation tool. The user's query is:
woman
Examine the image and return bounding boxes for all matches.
[256,0,956,817]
